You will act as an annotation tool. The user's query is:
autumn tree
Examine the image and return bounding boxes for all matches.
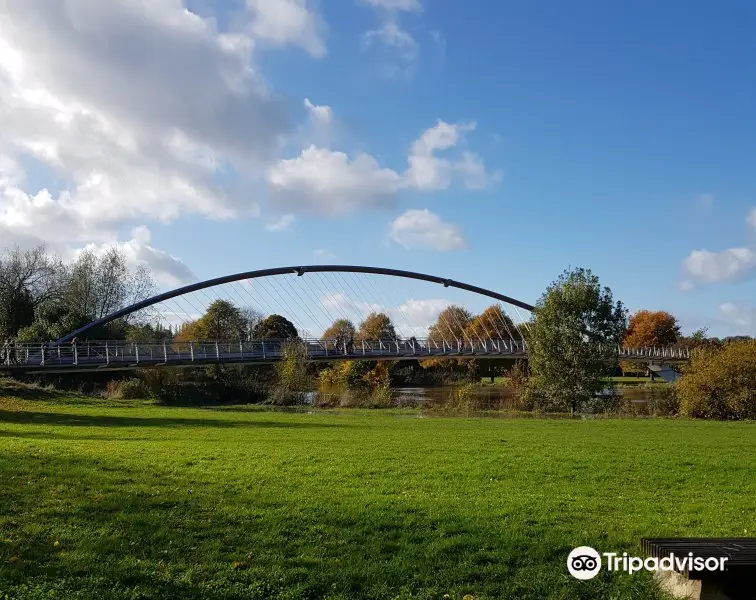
[624,310,680,347]
[356,312,396,341]
[321,319,356,342]
[252,314,298,339]
[677,339,756,419]
[428,306,472,343]
[464,304,523,342]
[528,267,627,412]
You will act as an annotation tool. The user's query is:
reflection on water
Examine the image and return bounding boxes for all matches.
[301,384,669,414]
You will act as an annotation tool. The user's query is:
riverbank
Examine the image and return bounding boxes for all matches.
[2,392,755,599]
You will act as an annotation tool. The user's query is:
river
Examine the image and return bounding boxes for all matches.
[300,384,670,414]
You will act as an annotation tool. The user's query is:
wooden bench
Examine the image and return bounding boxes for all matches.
[641,538,756,600]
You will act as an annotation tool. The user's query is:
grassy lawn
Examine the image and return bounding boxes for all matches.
[1,389,755,599]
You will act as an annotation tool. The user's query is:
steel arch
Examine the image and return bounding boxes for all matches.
[54,265,535,344]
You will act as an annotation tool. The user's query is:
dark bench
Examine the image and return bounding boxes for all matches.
[641,538,756,600]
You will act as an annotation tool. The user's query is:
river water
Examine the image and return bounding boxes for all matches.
[302,384,668,413]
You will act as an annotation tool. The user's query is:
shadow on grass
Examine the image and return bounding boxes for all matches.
[0,410,355,429]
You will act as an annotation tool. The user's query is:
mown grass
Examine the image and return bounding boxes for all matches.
[1,388,755,599]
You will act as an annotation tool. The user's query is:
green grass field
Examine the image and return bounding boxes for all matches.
[1,388,755,599]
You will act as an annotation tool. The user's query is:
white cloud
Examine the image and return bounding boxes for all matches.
[304,98,333,126]
[359,0,422,75]
[246,0,326,57]
[267,146,402,216]
[361,0,423,12]
[393,298,451,337]
[747,207,756,230]
[0,0,330,251]
[389,209,466,251]
[77,226,195,287]
[718,303,756,334]
[265,213,295,232]
[266,118,499,216]
[318,291,451,337]
[682,248,756,285]
[362,19,418,66]
[405,120,499,191]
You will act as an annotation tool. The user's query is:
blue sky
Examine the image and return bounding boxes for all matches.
[1,0,755,336]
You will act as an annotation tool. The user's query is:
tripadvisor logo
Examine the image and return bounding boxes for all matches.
[567,547,602,580]
[567,546,729,580]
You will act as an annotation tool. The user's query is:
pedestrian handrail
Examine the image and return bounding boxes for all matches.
[1,338,690,370]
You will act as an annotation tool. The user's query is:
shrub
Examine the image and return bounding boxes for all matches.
[677,340,756,419]
[104,378,152,400]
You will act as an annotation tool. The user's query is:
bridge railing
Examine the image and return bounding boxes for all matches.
[1,339,690,369]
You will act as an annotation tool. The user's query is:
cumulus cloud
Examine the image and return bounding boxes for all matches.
[719,302,756,334]
[361,0,423,11]
[319,292,451,337]
[77,226,195,287]
[0,0,331,263]
[389,209,466,251]
[304,98,333,126]
[681,248,756,285]
[747,207,756,230]
[266,146,402,216]
[246,0,326,57]
[359,0,423,75]
[405,120,500,191]
[266,119,498,216]
[393,298,451,337]
[265,214,295,232]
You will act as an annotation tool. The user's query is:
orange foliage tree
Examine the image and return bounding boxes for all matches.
[621,310,681,375]
[624,310,681,347]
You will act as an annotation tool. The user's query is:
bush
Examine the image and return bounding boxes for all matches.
[677,340,756,419]
[104,378,151,400]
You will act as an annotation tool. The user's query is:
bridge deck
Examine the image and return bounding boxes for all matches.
[0,339,690,373]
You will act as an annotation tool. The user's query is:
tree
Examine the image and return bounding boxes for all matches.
[0,245,65,337]
[624,310,680,347]
[428,306,472,343]
[62,248,156,324]
[0,286,35,338]
[356,312,396,341]
[528,267,628,412]
[239,307,264,341]
[464,304,523,342]
[192,300,246,340]
[677,339,756,419]
[321,319,356,342]
[252,314,298,340]
[125,322,173,343]
[679,327,722,351]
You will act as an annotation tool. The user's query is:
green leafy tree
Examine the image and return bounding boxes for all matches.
[356,312,396,341]
[528,267,627,412]
[0,286,35,338]
[252,314,299,340]
[193,300,246,340]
